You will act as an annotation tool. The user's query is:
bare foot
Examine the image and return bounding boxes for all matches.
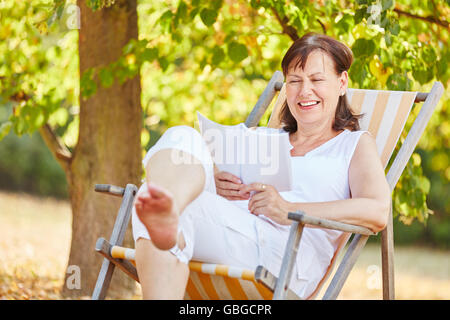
[134,183,179,250]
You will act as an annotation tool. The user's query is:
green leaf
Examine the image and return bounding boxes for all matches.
[175,0,188,24]
[381,0,394,10]
[86,0,102,11]
[56,4,64,19]
[422,47,437,65]
[200,8,218,27]
[122,40,137,55]
[141,47,159,62]
[99,67,114,88]
[189,7,200,20]
[336,14,354,34]
[0,121,12,140]
[418,176,431,194]
[354,7,367,24]
[159,10,174,33]
[384,32,393,46]
[352,38,376,57]
[386,73,411,90]
[399,189,408,204]
[413,67,433,85]
[211,46,225,66]
[349,58,368,86]
[227,41,248,63]
[80,68,97,98]
[158,56,169,72]
[387,19,400,36]
[411,189,425,208]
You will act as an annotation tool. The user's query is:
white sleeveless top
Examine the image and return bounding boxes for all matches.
[282,128,366,204]
[280,128,369,254]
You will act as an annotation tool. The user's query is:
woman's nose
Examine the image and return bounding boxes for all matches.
[297,80,313,98]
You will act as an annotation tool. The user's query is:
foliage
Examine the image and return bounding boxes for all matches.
[0,0,79,149]
[0,0,449,227]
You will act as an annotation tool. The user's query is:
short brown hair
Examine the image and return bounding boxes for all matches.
[280,33,361,132]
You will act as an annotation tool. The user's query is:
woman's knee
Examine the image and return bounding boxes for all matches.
[164,125,203,145]
[135,238,189,299]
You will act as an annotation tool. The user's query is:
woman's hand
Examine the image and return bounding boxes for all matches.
[214,171,250,201]
[239,183,292,225]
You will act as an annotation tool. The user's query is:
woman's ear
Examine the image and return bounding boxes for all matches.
[339,71,349,96]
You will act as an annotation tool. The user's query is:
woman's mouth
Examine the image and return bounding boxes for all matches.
[298,100,320,110]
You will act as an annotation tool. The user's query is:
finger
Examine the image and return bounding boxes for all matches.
[250,191,266,202]
[249,204,265,216]
[216,180,241,191]
[249,197,267,212]
[248,191,263,208]
[239,183,266,195]
[217,187,242,197]
[225,196,249,201]
[217,171,242,184]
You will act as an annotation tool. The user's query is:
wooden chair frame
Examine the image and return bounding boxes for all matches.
[91,71,444,300]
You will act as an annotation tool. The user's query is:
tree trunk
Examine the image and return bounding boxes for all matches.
[62,0,142,298]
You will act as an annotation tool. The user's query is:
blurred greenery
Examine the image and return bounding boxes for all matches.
[0,103,67,198]
[0,0,449,247]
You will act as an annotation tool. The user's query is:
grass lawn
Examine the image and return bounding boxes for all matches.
[0,191,448,300]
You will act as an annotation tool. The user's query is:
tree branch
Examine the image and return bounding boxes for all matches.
[39,123,72,174]
[317,18,327,34]
[394,7,449,28]
[271,7,299,41]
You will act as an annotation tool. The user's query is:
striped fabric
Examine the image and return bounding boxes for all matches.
[110,245,136,266]
[110,246,275,299]
[185,262,274,300]
[267,85,418,167]
[347,88,417,166]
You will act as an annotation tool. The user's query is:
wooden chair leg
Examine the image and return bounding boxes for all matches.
[92,184,138,300]
[273,221,304,300]
[322,234,369,300]
[381,206,395,300]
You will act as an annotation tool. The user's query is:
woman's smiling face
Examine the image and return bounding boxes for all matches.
[285,50,348,129]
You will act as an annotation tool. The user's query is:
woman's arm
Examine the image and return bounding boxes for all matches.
[243,133,391,233]
[284,133,391,232]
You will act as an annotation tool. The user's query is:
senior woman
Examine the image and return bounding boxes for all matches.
[132,33,391,300]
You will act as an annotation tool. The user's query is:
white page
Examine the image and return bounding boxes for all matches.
[197,112,244,178]
[240,127,293,192]
[197,112,293,192]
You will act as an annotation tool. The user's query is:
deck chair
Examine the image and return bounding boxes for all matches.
[91,71,444,300]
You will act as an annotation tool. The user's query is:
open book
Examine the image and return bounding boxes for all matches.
[197,112,293,192]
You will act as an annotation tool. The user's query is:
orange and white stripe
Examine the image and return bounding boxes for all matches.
[111,245,136,266]
[347,88,417,167]
[111,245,136,261]
[110,245,275,300]
[185,262,274,300]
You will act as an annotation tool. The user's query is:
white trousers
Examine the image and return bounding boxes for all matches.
[132,126,329,299]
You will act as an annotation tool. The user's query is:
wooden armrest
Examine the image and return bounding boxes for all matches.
[94,184,125,197]
[288,211,376,236]
[95,237,139,282]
